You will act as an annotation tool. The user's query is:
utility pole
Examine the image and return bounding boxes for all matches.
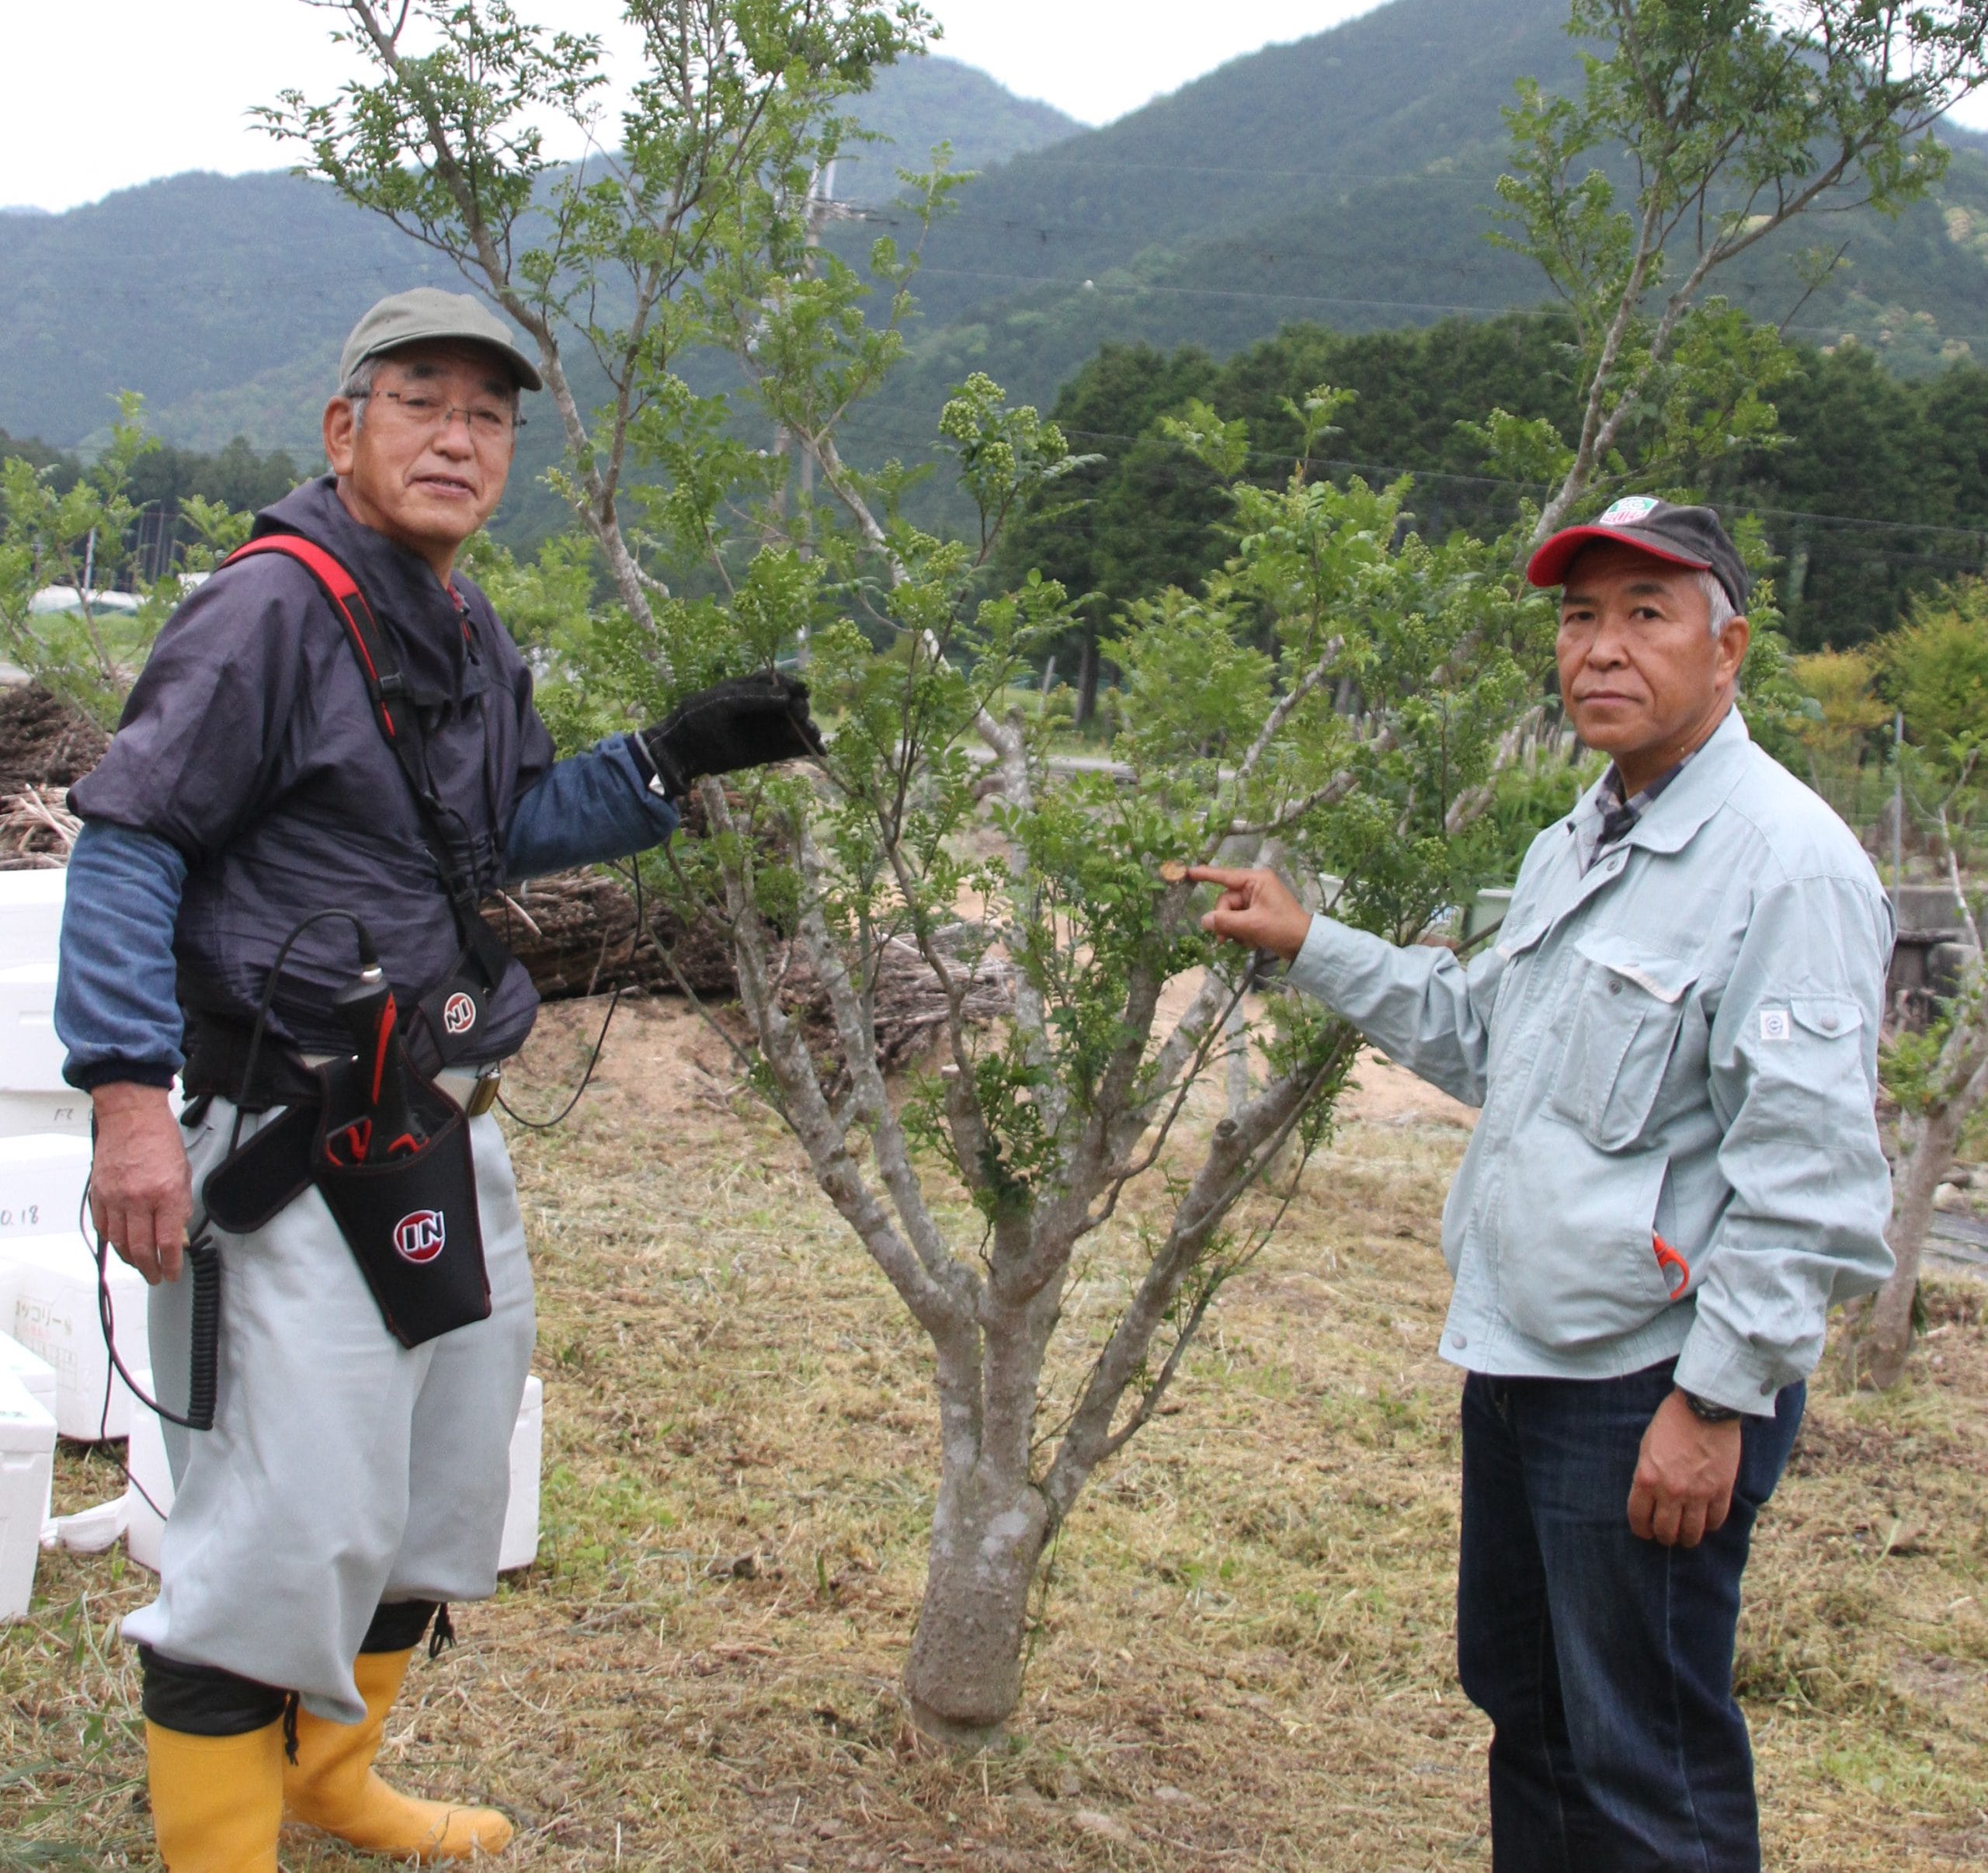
[1892,708,1906,918]
[768,156,839,669]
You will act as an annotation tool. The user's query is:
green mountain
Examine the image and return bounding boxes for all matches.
[832,57,1078,205]
[0,55,1080,459]
[3,0,1985,530]
[843,0,1988,474]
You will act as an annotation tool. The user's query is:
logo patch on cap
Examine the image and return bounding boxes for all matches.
[1597,496,1660,525]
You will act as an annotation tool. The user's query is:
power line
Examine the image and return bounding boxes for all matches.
[832,408,1988,553]
[898,263,1988,346]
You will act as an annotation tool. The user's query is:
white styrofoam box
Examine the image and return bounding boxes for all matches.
[124,1374,171,1573]
[0,964,64,1094]
[0,1260,18,1340]
[0,1135,91,1240]
[0,870,64,969]
[0,1368,57,1618]
[0,1336,57,1525]
[498,1374,543,1572]
[0,1091,89,1139]
[43,1493,127,1555]
[2,1232,147,1440]
[0,1334,58,1423]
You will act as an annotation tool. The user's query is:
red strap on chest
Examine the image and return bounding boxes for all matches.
[223,533,399,742]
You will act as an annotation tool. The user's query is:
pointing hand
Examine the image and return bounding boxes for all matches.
[1185,866,1312,964]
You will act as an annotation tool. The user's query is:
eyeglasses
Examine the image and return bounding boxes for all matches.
[356,389,524,443]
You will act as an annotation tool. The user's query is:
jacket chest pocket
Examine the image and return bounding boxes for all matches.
[1548,938,1701,1152]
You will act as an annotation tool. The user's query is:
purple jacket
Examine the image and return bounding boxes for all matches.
[69,477,563,1061]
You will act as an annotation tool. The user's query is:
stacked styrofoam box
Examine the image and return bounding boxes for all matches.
[0,1093,89,1138]
[0,868,64,960]
[0,1336,57,1525]
[0,965,66,1096]
[0,1368,57,1618]
[0,1135,91,1242]
[498,1374,544,1572]
[0,871,85,1139]
[1,1232,147,1440]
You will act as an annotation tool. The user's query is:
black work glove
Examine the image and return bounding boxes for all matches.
[636,670,825,800]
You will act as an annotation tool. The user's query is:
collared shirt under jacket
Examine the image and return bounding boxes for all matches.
[1287,709,1896,1415]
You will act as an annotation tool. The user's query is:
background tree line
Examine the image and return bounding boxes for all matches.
[994,314,1988,723]
[0,425,300,584]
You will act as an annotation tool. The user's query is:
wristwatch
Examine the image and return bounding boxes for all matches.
[1677,1387,1742,1424]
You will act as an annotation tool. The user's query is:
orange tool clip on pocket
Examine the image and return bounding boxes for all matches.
[1653,1232,1691,1301]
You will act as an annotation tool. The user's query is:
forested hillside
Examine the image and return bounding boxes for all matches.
[831,57,1076,204]
[5,0,1986,478]
[993,318,1988,680]
[839,0,1988,471]
[0,54,1079,458]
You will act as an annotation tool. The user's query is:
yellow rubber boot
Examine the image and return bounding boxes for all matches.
[283,1647,512,1861]
[145,1718,285,1872]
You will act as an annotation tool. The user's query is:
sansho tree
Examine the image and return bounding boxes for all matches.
[268,0,1986,1738]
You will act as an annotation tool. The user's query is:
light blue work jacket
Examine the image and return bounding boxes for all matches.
[1288,708,1894,1413]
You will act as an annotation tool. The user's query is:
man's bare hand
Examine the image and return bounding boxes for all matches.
[1185,866,1313,964]
[1628,1389,1743,1547]
[89,1082,193,1285]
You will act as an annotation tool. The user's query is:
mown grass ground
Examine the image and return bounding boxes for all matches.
[5,992,1988,1870]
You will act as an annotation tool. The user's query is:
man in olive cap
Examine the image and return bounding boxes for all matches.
[1191,499,1892,1870]
[57,288,822,1869]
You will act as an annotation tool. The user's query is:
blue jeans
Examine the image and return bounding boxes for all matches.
[1457,1362,1803,1873]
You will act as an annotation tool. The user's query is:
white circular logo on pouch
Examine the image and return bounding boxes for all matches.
[443,992,478,1036]
[394,1209,447,1263]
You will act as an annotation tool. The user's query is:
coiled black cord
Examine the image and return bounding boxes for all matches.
[86,1181,221,1439]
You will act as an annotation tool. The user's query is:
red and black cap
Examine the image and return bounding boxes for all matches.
[1527,497,1749,612]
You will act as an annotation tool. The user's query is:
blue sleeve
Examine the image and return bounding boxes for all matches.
[1284,915,1498,1109]
[502,734,679,881]
[55,820,189,1089]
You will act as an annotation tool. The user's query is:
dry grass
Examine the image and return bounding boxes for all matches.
[5,996,1988,1869]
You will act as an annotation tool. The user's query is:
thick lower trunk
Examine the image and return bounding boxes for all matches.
[903,1468,1051,1744]
[1073,628,1100,731]
[1858,1106,1964,1388]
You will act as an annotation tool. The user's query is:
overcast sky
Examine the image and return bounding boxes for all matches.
[5,2,1986,214]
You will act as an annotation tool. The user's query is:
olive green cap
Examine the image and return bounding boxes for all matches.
[338,287,543,393]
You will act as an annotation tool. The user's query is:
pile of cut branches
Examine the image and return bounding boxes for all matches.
[489,869,736,1002]
[779,930,1016,1080]
[0,684,109,791]
[0,784,78,868]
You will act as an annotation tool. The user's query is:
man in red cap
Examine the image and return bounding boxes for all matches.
[1191,499,1893,1870]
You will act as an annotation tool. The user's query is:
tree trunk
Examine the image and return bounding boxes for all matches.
[1858,1103,1967,1388]
[902,1458,1051,1744]
[1855,957,1988,1389]
[1073,626,1100,731]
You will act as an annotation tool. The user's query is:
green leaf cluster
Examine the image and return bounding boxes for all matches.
[0,397,255,730]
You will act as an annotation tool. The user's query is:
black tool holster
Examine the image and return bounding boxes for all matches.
[193,1014,492,1350]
